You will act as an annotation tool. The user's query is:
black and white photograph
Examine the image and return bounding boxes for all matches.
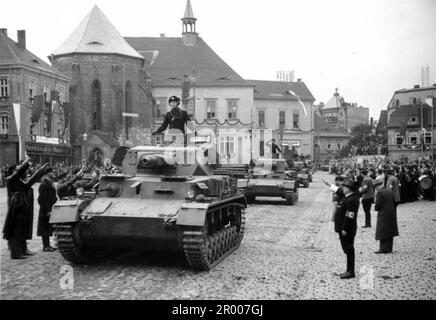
[1,0,435,307]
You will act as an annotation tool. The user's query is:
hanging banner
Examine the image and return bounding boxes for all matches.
[12,103,23,160]
[31,95,44,125]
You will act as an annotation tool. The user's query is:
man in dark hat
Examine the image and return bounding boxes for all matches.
[37,166,58,251]
[334,179,360,279]
[57,167,84,198]
[359,169,374,228]
[152,96,194,136]
[374,177,399,253]
[3,158,48,259]
[385,167,401,210]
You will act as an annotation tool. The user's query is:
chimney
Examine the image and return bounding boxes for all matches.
[160,33,165,38]
[17,30,26,49]
[0,28,7,36]
[414,84,420,89]
[297,78,302,83]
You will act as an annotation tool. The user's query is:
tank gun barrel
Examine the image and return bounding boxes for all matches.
[140,154,168,167]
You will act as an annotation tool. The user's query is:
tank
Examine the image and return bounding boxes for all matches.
[293,161,312,187]
[49,145,247,271]
[238,158,299,205]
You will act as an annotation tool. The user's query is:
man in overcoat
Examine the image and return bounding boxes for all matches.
[23,162,48,255]
[334,179,360,279]
[37,166,58,251]
[385,167,401,213]
[359,169,374,228]
[374,178,399,253]
[2,158,48,259]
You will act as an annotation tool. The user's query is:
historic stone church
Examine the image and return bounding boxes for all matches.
[49,5,153,164]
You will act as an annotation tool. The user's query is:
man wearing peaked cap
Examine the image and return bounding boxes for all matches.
[359,169,374,228]
[152,95,194,136]
[333,179,360,279]
[37,166,58,252]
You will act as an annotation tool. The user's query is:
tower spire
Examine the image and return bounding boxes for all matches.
[181,0,198,45]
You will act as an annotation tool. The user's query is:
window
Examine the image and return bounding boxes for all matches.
[395,132,403,145]
[154,97,167,119]
[0,113,9,134]
[409,97,417,105]
[293,112,299,129]
[260,140,265,156]
[279,111,285,129]
[0,78,9,97]
[29,81,35,101]
[326,140,333,150]
[258,110,265,127]
[227,100,238,119]
[219,136,235,156]
[125,81,132,137]
[395,99,400,107]
[337,143,342,150]
[43,85,50,103]
[206,99,216,119]
[91,80,102,130]
[409,132,418,144]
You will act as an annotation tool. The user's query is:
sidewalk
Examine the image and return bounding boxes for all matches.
[298,172,436,299]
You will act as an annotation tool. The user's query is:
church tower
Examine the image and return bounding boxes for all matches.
[181,0,199,46]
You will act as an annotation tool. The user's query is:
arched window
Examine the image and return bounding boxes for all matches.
[125,81,132,138]
[92,79,102,130]
[115,89,123,135]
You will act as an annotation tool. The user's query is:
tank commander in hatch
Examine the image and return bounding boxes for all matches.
[152,96,195,136]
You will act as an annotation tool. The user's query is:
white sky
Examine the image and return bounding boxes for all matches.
[2,0,436,119]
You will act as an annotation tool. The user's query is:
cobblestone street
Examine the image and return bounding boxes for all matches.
[1,171,435,300]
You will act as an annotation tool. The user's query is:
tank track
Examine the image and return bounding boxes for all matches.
[182,205,246,271]
[285,190,298,205]
[53,224,89,264]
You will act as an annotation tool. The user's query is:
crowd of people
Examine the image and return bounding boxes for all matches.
[322,156,436,280]
[1,157,122,260]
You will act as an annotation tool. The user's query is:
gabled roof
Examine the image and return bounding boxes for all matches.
[52,6,143,59]
[0,32,69,78]
[124,37,252,87]
[388,104,436,128]
[323,93,344,110]
[249,80,315,101]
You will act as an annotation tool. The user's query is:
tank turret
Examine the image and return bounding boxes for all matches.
[50,144,247,270]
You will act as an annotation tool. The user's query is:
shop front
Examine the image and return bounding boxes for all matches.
[25,138,72,165]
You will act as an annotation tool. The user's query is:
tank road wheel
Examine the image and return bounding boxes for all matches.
[53,223,93,264]
[286,192,295,205]
[182,204,246,271]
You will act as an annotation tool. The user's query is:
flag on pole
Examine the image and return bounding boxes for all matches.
[12,103,23,160]
[288,89,308,117]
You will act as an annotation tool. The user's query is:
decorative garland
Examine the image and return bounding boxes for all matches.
[194,119,314,134]
[195,119,253,126]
